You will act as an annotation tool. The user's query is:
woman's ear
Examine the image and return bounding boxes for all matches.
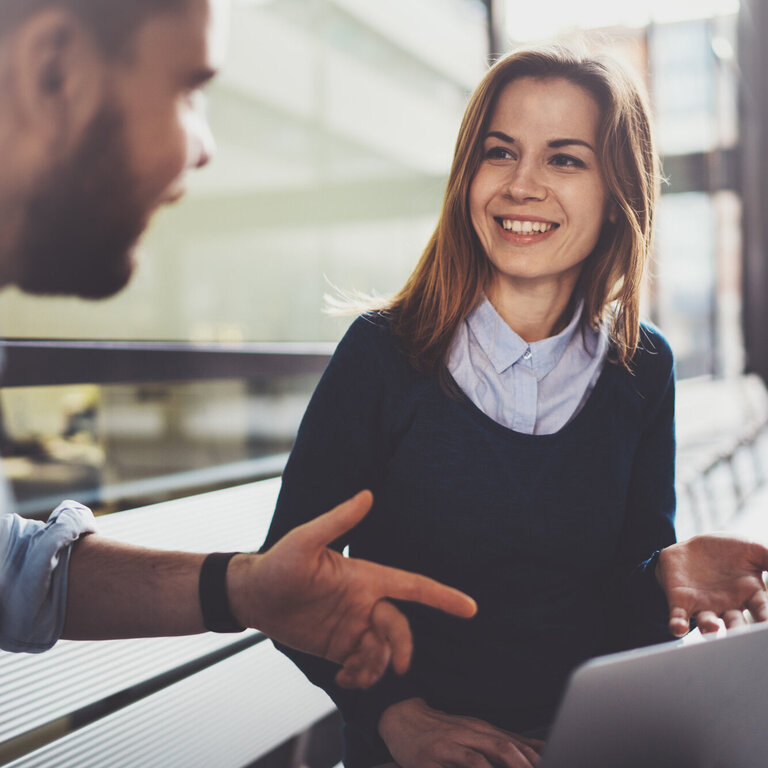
[607,198,619,224]
[8,8,108,158]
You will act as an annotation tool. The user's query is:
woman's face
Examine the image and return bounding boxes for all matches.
[469,76,612,297]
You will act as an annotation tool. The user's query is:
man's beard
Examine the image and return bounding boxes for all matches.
[15,103,149,300]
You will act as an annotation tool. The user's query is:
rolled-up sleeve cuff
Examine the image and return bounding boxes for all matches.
[0,500,96,653]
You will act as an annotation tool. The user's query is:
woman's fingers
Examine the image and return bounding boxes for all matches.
[443,747,496,767]
[746,587,768,623]
[379,699,539,768]
[695,610,721,634]
[667,605,692,637]
[445,731,539,767]
[723,609,748,630]
[487,736,541,767]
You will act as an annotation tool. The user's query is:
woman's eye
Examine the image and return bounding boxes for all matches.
[550,153,585,168]
[485,146,514,160]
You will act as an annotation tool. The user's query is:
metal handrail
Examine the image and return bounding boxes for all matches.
[0,339,335,387]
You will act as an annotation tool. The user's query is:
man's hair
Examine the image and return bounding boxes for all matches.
[382,45,661,381]
[0,0,189,56]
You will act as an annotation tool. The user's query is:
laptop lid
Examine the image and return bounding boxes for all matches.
[539,622,768,768]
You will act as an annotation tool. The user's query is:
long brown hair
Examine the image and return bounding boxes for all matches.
[384,45,661,380]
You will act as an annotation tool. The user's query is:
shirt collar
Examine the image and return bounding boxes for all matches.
[467,295,585,380]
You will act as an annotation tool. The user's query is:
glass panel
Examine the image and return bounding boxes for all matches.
[1,371,320,519]
[1,0,488,344]
[654,192,716,378]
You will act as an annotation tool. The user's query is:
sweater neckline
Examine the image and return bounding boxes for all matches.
[446,354,617,441]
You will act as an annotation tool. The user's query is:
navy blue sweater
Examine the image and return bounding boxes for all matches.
[263,313,676,767]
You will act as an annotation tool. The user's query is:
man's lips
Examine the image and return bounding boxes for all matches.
[159,182,188,206]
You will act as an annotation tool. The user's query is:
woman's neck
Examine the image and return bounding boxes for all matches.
[485,276,580,343]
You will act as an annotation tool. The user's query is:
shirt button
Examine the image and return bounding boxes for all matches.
[523,347,532,360]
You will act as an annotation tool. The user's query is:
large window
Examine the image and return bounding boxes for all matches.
[1,0,490,517]
[1,0,488,344]
[498,0,742,379]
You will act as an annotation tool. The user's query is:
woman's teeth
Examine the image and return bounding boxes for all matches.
[498,219,556,234]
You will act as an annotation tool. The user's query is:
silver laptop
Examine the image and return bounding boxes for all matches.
[540,621,768,768]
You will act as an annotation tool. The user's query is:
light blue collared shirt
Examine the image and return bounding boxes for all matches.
[0,490,96,653]
[0,344,97,653]
[447,296,609,435]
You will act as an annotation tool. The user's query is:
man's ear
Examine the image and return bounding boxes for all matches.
[8,9,108,157]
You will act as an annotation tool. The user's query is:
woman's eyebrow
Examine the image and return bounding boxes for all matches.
[485,132,595,153]
[486,130,515,143]
[548,138,596,152]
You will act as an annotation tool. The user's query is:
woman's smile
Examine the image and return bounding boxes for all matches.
[469,76,610,295]
[494,215,560,243]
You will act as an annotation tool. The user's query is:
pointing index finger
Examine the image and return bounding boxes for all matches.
[369,562,478,619]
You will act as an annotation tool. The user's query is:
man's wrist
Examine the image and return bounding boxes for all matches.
[225,553,263,632]
[199,552,246,632]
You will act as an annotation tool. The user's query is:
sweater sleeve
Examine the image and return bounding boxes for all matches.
[261,315,420,737]
[610,325,677,648]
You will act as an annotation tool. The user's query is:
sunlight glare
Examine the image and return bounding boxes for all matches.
[505,0,740,42]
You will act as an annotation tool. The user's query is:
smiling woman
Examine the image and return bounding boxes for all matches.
[383,47,658,383]
[468,77,611,334]
[261,45,676,768]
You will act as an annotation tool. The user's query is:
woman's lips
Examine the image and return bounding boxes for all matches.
[494,216,560,242]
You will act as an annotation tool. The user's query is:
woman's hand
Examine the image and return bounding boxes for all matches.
[656,534,768,636]
[378,698,544,767]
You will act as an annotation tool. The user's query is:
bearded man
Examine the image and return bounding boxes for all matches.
[0,0,478,686]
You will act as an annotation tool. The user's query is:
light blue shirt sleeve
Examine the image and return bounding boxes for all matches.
[0,492,96,653]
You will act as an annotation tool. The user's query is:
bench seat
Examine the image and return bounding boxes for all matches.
[0,479,335,767]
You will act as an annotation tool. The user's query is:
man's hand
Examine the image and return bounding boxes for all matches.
[378,697,544,768]
[227,491,477,689]
[656,534,768,637]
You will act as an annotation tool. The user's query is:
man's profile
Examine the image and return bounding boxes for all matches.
[0,0,478,688]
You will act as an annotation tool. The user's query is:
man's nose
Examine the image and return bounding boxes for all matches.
[189,115,216,170]
[186,95,216,170]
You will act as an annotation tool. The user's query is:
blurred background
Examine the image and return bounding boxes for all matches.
[2,0,768,540]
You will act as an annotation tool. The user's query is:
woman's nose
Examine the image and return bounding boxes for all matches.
[504,159,546,202]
